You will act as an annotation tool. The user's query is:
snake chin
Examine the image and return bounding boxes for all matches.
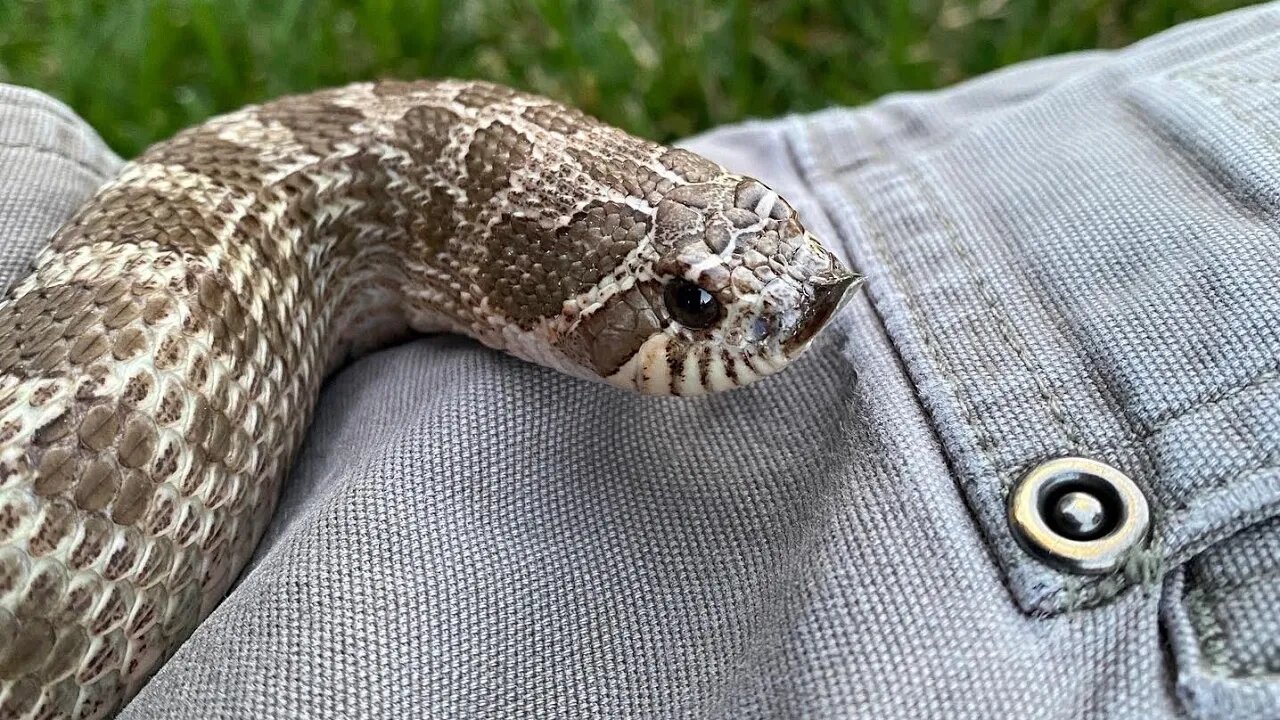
[599,264,860,397]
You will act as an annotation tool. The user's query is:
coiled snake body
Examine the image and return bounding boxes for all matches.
[0,80,857,717]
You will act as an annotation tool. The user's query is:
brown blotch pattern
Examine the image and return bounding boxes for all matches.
[521,101,594,136]
[660,148,721,184]
[258,96,368,158]
[454,82,518,109]
[479,200,649,327]
[51,181,227,256]
[463,120,533,201]
[566,146,673,204]
[0,267,279,715]
[570,283,665,377]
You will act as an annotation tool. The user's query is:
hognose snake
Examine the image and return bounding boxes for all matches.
[0,79,858,717]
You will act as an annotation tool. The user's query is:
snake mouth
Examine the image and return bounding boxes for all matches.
[781,269,862,354]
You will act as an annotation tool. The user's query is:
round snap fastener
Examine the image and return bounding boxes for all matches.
[1008,457,1149,574]
[1051,491,1108,540]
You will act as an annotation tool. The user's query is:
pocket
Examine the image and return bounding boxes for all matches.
[1129,38,1280,720]
[791,16,1280,626]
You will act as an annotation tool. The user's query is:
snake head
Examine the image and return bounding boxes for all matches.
[559,175,861,396]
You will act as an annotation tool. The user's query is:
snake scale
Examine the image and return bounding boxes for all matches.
[0,79,858,717]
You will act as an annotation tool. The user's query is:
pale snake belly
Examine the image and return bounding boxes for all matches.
[0,79,858,718]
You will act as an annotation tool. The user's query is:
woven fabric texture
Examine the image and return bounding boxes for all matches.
[1,5,1278,718]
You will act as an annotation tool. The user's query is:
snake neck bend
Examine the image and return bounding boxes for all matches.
[0,79,710,717]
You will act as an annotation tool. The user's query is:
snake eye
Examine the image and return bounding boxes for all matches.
[664,279,722,329]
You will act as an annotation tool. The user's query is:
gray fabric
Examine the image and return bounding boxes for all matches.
[1,5,1278,718]
[793,9,1280,617]
[1166,516,1280,718]
[0,84,119,289]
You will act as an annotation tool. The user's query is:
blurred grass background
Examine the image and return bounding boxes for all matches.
[0,0,1264,156]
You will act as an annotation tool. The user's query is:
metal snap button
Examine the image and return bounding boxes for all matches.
[1008,457,1150,574]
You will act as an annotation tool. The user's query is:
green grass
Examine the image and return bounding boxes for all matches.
[0,0,1264,156]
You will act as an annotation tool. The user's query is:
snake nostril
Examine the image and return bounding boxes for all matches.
[748,316,772,342]
[782,272,859,353]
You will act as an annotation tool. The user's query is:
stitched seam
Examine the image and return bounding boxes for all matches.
[782,119,1025,609]
[1187,563,1280,677]
[1168,27,1280,89]
[777,122,850,269]
[1161,70,1280,221]
[1186,73,1280,86]
[809,116,1073,610]
[868,87,1280,606]
[1174,388,1280,508]
[991,369,1279,479]
[1169,444,1280,523]
[1167,27,1280,85]
[851,45,1280,474]
[862,113,1276,608]
[864,125,1087,456]
[1188,73,1280,156]
[0,139,112,181]
[1127,360,1279,444]
[822,116,1003,468]
[1032,292,1148,448]
[1186,583,1234,675]
[1126,72,1280,518]
[801,85,1279,483]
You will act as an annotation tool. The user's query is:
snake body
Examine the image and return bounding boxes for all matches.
[0,80,856,717]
